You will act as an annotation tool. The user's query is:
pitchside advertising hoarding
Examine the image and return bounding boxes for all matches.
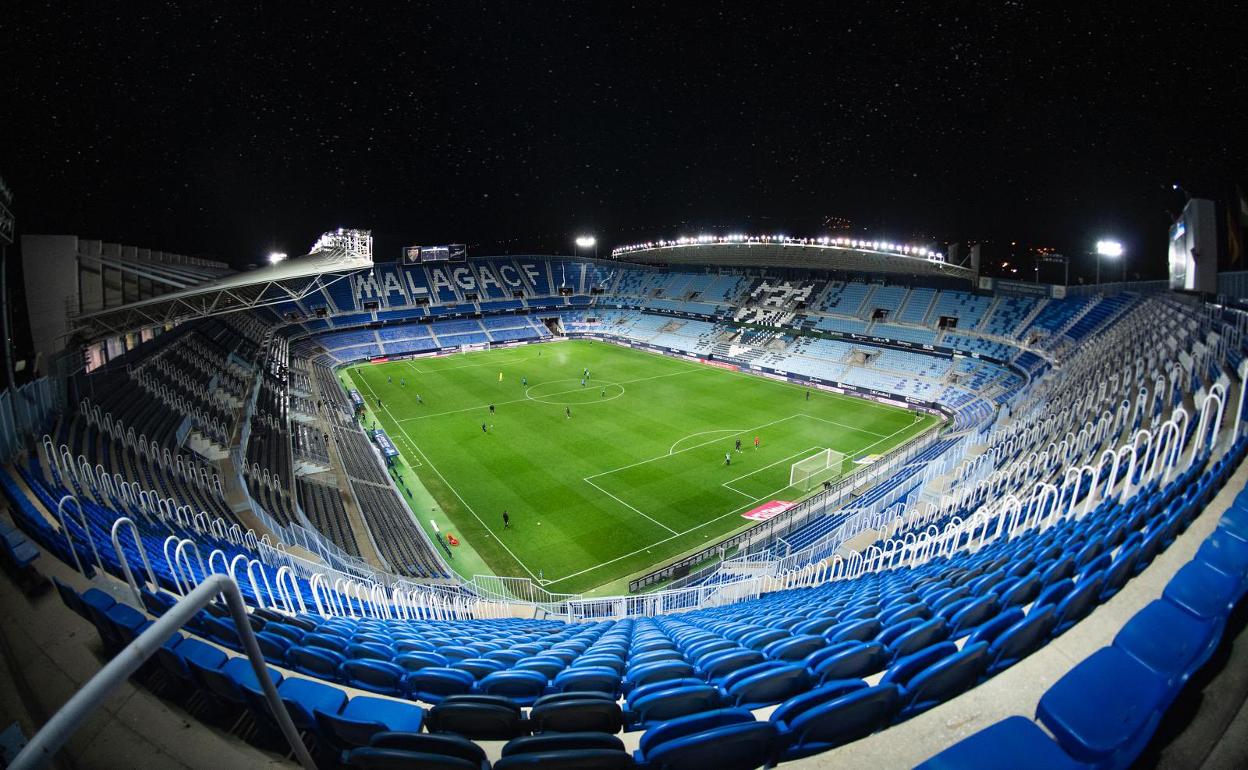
[400,244,468,265]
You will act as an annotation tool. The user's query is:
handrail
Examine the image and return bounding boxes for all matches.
[109,517,158,608]
[9,574,316,770]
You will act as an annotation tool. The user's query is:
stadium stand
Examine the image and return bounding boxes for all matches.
[3,240,1245,770]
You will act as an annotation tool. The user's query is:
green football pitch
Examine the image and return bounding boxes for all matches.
[343,340,939,594]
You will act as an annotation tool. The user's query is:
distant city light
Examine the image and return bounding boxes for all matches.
[268,251,288,264]
[575,236,597,248]
[1095,240,1124,258]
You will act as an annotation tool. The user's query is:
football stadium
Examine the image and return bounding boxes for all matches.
[2,222,1247,770]
[2,5,1246,768]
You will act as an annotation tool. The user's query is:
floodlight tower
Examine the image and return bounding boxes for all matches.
[1095,239,1124,286]
[575,235,598,259]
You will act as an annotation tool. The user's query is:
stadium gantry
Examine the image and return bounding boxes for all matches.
[2,229,1247,768]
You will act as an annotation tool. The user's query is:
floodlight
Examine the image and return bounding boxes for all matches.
[575,236,596,249]
[1095,240,1124,258]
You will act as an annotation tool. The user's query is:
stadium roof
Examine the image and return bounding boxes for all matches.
[69,229,373,342]
[611,235,976,281]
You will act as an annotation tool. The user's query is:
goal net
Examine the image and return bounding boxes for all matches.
[789,448,846,491]
[459,342,490,354]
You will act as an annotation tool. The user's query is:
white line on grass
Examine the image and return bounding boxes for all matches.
[799,412,889,438]
[668,429,746,455]
[547,416,938,587]
[350,369,542,582]
[582,478,679,534]
[585,413,804,481]
[721,445,824,496]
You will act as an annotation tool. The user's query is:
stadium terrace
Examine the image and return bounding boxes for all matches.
[2,226,1247,770]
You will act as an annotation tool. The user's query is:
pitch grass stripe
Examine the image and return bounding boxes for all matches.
[352,368,542,582]
[582,478,679,535]
[351,341,939,590]
[397,368,703,422]
[546,414,936,586]
[584,413,804,480]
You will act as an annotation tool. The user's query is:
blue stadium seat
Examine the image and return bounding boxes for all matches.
[1036,646,1168,767]
[341,659,406,696]
[771,680,899,760]
[1112,599,1220,701]
[476,669,549,706]
[271,677,348,733]
[530,694,623,734]
[425,694,526,740]
[552,665,621,696]
[287,645,346,681]
[696,649,765,683]
[916,716,1091,770]
[623,661,695,694]
[1163,560,1240,621]
[405,667,476,704]
[350,732,489,770]
[723,662,810,710]
[808,641,887,682]
[984,606,1057,675]
[626,684,723,730]
[636,708,778,770]
[765,634,827,661]
[315,695,425,749]
[191,655,283,709]
[896,641,989,718]
[494,747,633,769]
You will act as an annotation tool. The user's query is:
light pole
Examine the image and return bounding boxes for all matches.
[1095,240,1123,286]
[575,235,597,259]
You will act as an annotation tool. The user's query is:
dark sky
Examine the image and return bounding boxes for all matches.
[2,2,1244,279]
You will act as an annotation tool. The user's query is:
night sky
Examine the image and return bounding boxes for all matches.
[2,2,1244,280]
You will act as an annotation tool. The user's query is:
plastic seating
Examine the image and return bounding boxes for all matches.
[896,641,988,718]
[315,695,425,749]
[476,669,549,706]
[496,732,633,768]
[771,680,900,760]
[1036,646,1168,767]
[530,693,623,734]
[348,731,489,770]
[341,659,406,696]
[271,677,349,733]
[626,684,723,730]
[425,694,526,740]
[724,662,810,710]
[809,641,887,682]
[636,708,778,770]
[1112,599,1220,701]
[916,716,1091,770]
[405,667,476,704]
[552,665,621,696]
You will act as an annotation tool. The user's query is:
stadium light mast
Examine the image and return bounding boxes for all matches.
[1095,240,1123,286]
[575,235,598,259]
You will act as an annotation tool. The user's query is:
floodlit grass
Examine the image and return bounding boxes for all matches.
[346,340,937,593]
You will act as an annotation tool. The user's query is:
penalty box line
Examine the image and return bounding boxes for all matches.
[721,445,827,497]
[549,417,928,586]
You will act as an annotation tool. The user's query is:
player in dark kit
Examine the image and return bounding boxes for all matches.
[502,510,510,529]
[735,438,742,452]
[489,404,495,415]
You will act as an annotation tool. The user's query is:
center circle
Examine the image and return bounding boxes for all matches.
[525,379,626,405]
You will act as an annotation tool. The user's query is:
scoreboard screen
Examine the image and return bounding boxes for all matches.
[401,244,467,264]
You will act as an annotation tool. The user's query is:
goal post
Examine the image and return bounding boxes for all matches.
[790,448,846,491]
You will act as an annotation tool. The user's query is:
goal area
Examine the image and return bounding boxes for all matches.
[790,448,846,491]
